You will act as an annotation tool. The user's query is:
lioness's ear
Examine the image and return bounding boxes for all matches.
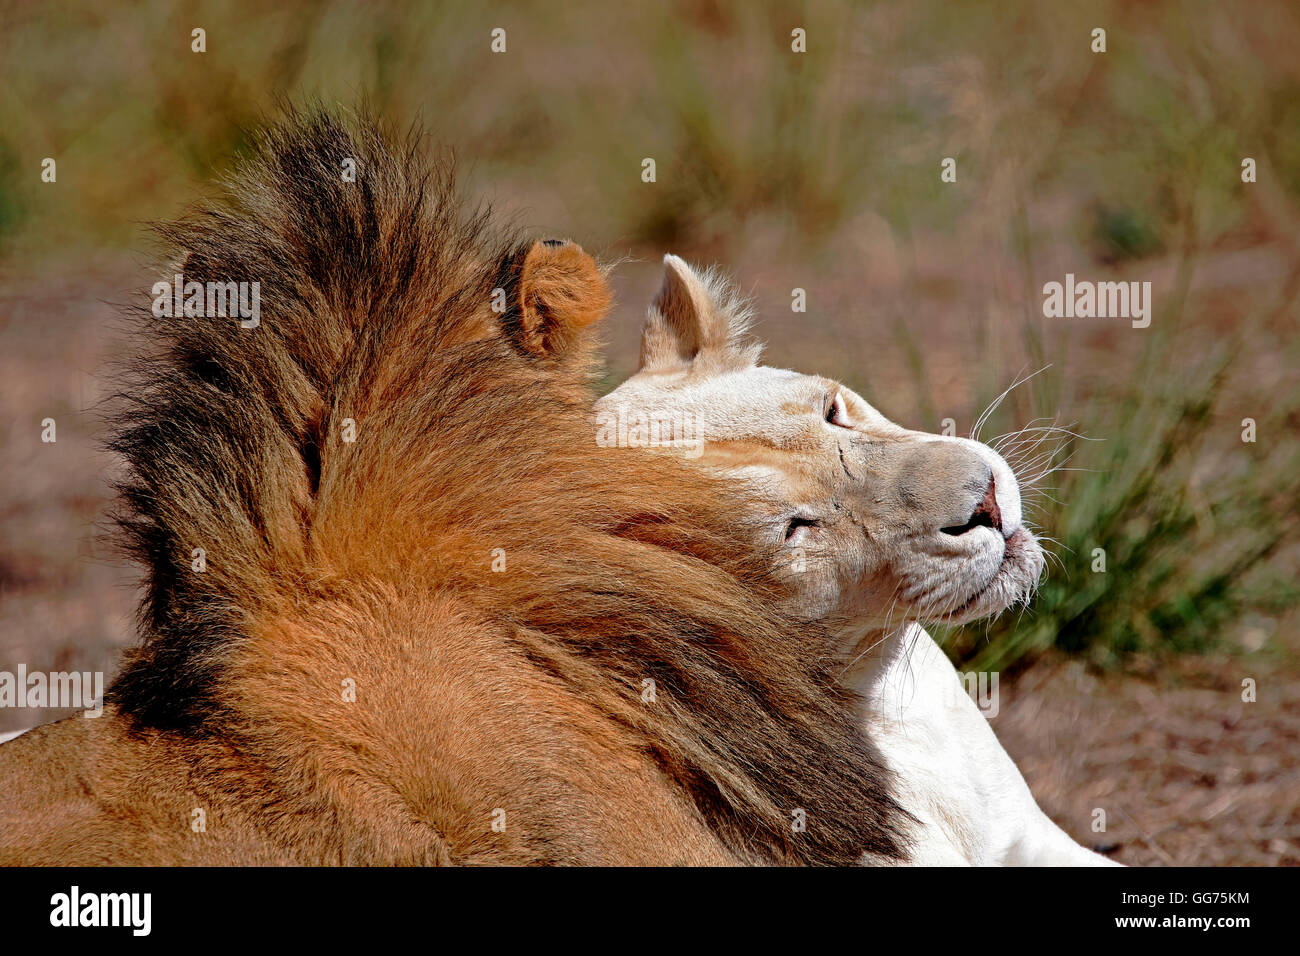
[639,254,761,372]
[505,238,612,357]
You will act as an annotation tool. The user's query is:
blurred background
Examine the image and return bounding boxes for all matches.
[0,0,1296,864]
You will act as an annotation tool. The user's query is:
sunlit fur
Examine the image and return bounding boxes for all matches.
[602,256,1047,660]
[0,112,909,865]
[598,258,1125,866]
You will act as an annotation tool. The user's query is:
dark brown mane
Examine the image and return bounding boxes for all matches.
[106,108,907,864]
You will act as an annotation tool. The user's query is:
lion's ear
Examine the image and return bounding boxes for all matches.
[507,239,612,358]
[639,254,761,372]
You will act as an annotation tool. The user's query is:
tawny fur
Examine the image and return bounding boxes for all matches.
[0,111,907,865]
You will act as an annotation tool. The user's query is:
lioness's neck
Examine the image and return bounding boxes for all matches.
[834,623,922,696]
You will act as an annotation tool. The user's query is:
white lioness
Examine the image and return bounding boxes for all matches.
[599,256,1117,866]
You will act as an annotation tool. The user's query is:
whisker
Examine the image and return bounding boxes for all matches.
[970,366,1051,443]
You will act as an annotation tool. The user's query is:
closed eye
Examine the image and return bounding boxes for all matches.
[785,515,822,541]
[824,391,851,428]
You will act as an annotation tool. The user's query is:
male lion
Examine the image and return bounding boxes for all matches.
[0,113,908,865]
[598,255,1118,866]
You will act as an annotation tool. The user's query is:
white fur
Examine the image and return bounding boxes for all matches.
[602,254,1119,866]
[853,625,1117,866]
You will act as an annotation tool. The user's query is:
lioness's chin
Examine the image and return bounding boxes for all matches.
[910,527,1045,625]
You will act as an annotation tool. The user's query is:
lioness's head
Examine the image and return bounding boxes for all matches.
[598,256,1045,644]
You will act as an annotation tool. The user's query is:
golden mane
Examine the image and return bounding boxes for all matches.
[12,110,907,864]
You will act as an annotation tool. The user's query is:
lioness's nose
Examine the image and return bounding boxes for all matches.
[941,474,1003,537]
[944,436,1024,539]
[971,475,1003,532]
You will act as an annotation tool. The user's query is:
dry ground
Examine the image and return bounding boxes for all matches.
[995,636,1300,866]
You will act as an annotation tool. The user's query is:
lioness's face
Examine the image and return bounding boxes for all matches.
[599,256,1045,638]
